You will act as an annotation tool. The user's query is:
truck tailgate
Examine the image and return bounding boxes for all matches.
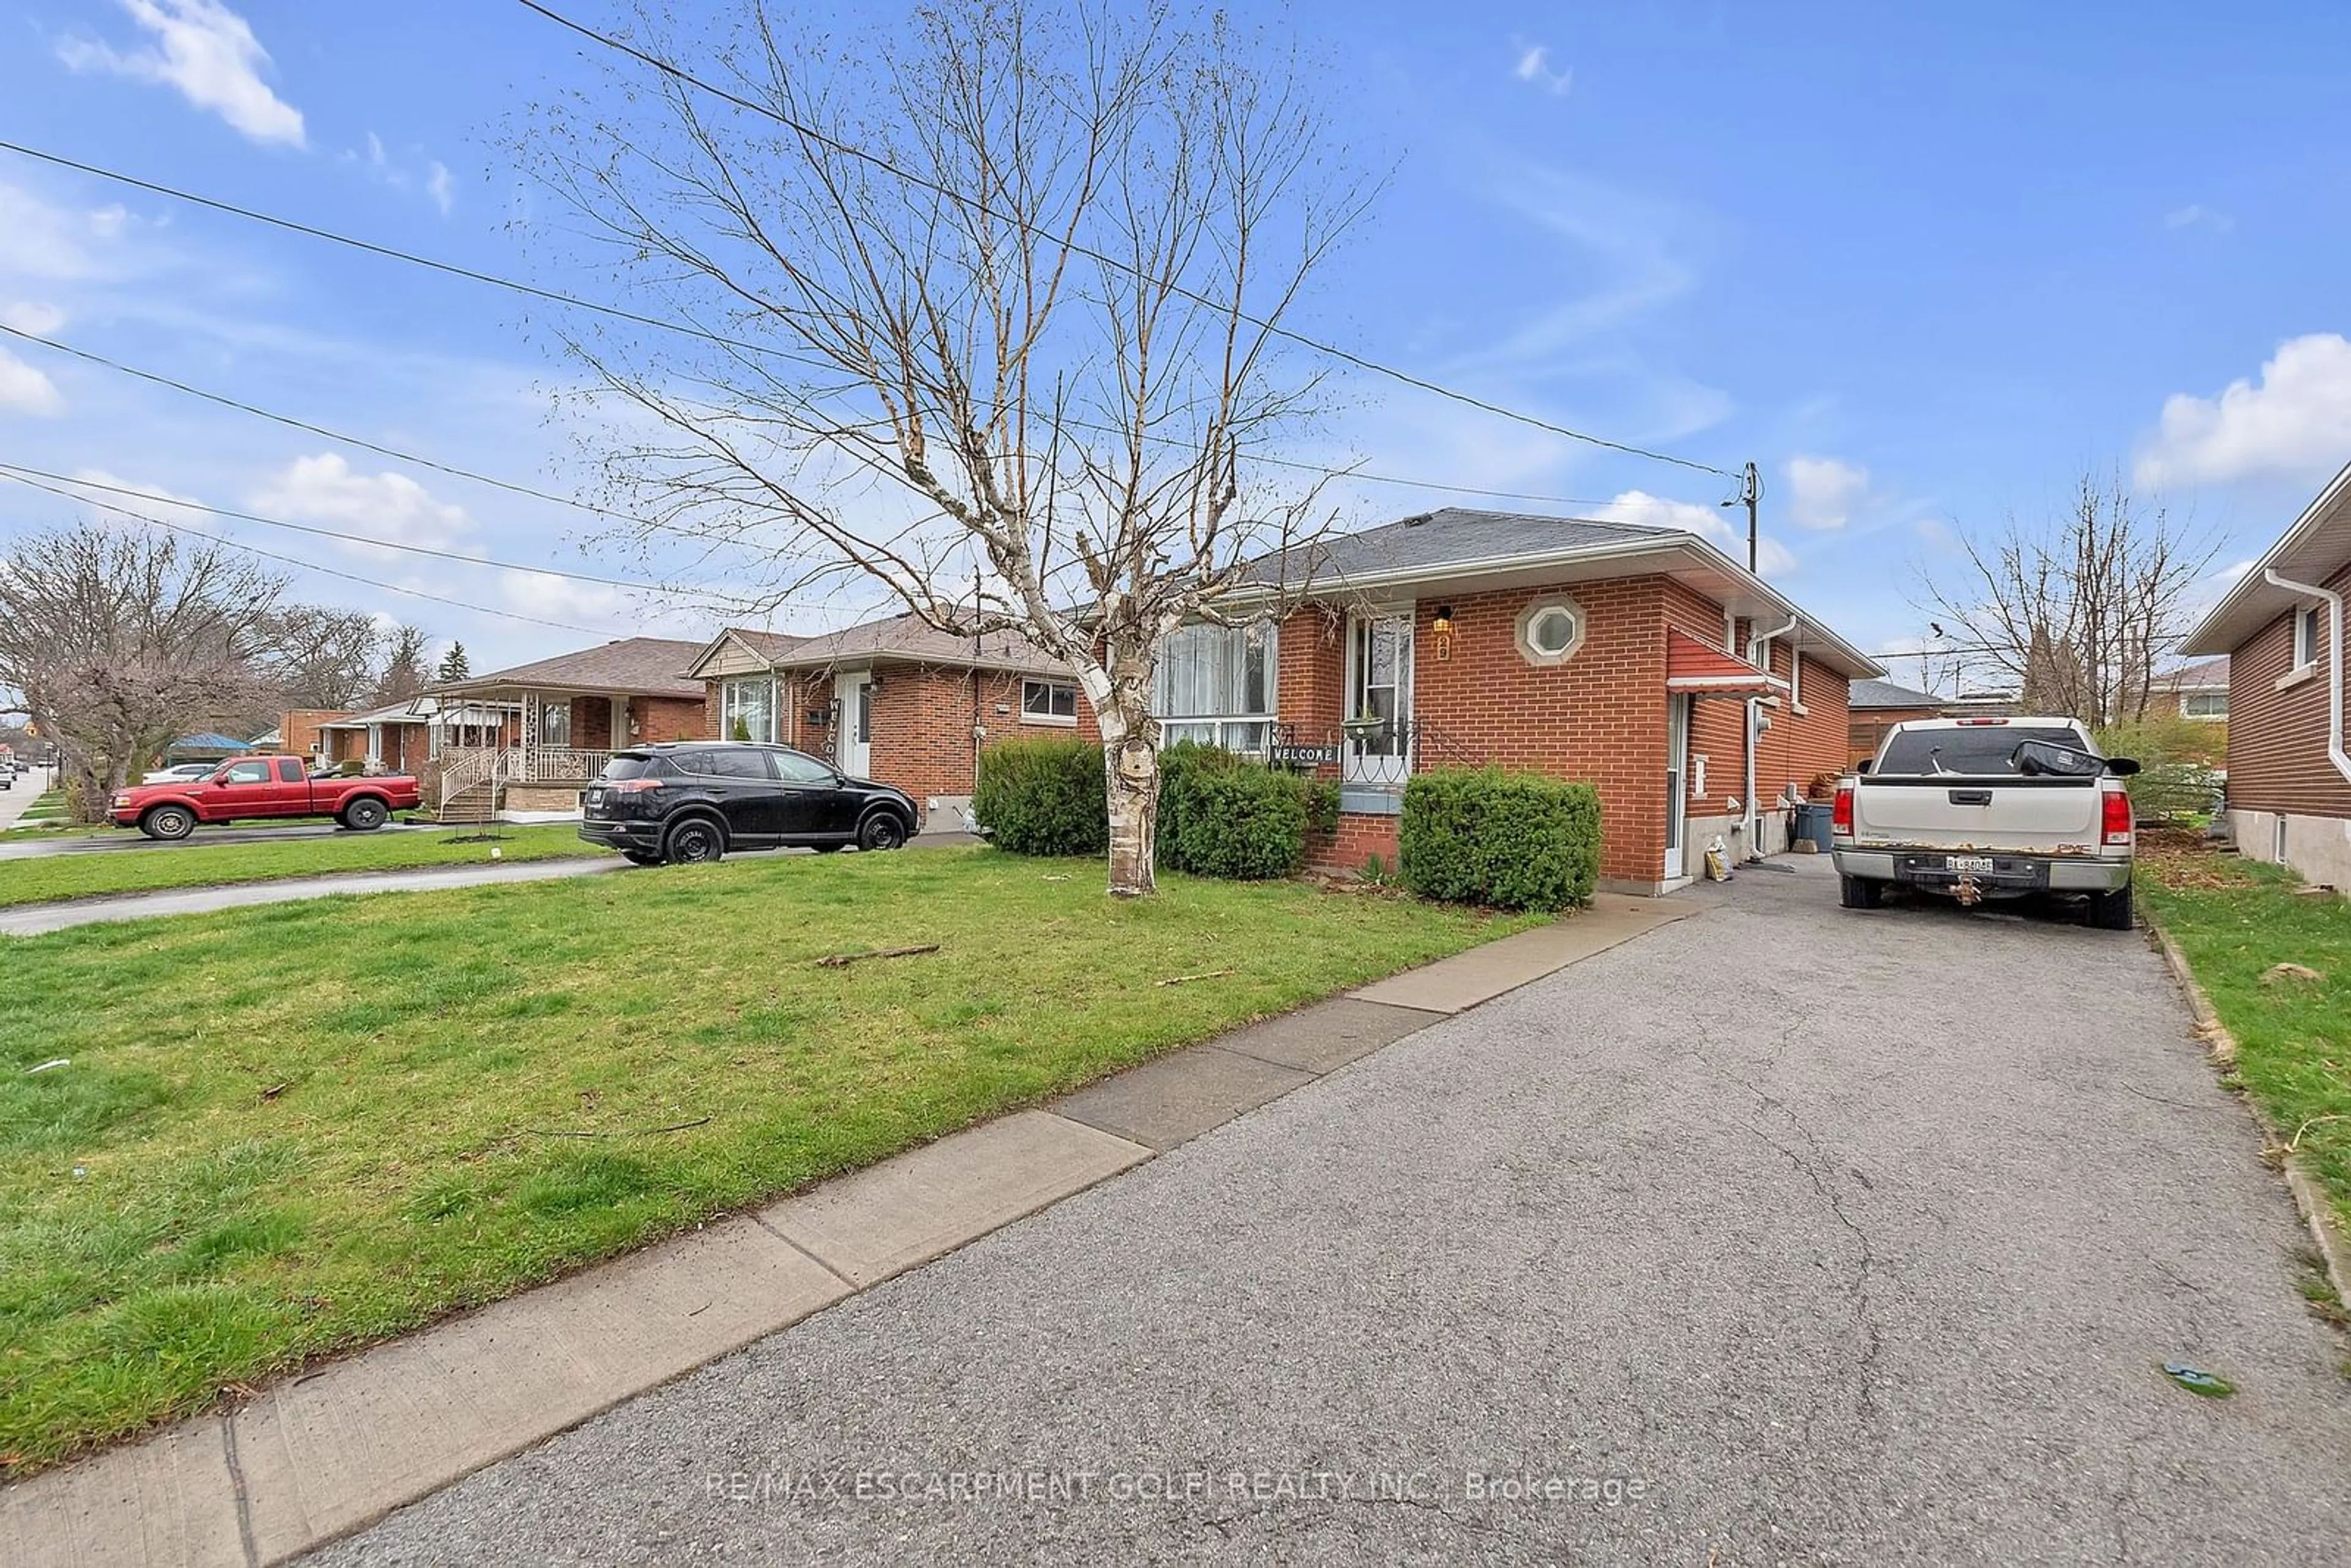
[1851,780,2101,851]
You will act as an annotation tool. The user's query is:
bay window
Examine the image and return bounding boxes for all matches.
[1153,621,1277,754]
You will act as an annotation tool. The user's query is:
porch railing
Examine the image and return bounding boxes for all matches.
[520,748,613,783]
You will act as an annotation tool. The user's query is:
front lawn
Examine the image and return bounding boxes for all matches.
[2139,849,2351,1248]
[0,849,1532,1469]
[0,825,598,909]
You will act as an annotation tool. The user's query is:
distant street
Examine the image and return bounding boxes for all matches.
[0,766,56,835]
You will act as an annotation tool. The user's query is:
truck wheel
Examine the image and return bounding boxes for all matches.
[662,817,725,865]
[141,805,197,842]
[342,797,389,831]
[2089,887,2134,931]
[1838,874,1883,910]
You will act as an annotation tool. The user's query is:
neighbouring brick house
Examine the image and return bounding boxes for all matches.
[2183,459,2351,889]
[686,616,1098,821]
[1847,677,1957,765]
[1218,508,1879,893]
[276,708,353,765]
[411,637,711,822]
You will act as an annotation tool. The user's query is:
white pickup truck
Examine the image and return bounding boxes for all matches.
[1831,716,2141,929]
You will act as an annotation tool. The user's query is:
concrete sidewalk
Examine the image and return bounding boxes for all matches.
[0,893,1698,1567]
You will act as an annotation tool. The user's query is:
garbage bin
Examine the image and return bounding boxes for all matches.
[1794,801,1834,851]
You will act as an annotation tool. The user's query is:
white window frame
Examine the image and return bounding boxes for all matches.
[2294,604,2322,670]
[1020,678,1079,727]
[1515,596,1588,667]
[1153,621,1278,756]
[720,676,778,743]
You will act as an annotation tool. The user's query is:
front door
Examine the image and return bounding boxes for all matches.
[1343,611,1413,787]
[837,673,874,779]
[1665,695,1691,880]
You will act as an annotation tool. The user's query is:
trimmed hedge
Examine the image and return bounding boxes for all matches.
[1171,767,1309,879]
[1155,740,1239,868]
[973,736,1108,855]
[1399,767,1602,912]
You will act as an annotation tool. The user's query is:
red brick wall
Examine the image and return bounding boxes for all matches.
[280,709,350,760]
[632,694,708,745]
[571,696,612,751]
[2227,561,2351,820]
[1317,812,1401,872]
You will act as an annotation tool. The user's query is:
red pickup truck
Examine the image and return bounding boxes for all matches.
[109,756,423,840]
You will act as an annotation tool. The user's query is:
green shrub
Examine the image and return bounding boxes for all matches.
[2094,715,2225,825]
[1296,776,1340,836]
[1399,767,1601,912]
[973,737,1108,855]
[1171,766,1308,879]
[1155,740,1241,868]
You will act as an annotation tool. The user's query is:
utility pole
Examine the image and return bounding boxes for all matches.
[1741,460,1760,574]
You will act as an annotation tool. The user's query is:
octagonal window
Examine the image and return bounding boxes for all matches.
[1515,598,1586,666]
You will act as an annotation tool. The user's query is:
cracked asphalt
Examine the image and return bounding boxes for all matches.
[307,859,2351,1566]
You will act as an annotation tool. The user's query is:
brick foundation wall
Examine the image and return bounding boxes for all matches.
[1308,811,1402,873]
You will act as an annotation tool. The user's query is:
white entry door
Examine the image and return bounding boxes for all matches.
[837,673,873,778]
[1665,694,1691,880]
[1344,611,1414,787]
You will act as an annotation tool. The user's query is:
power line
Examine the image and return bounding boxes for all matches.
[5,305,1641,519]
[512,0,1736,480]
[0,462,761,608]
[0,470,607,635]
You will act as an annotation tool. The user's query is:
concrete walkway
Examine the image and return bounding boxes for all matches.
[0,858,623,937]
[0,893,1696,1566]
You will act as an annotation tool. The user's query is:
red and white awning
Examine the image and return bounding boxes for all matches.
[1665,628,1787,696]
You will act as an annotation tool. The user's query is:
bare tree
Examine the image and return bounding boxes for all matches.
[373,624,433,706]
[1914,473,2214,727]
[519,0,1371,894]
[259,606,390,711]
[0,526,286,817]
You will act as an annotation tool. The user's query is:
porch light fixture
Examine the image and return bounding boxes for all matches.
[1431,606,1455,662]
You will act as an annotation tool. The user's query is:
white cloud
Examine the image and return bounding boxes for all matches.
[0,302,68,337]
[59,0,306,149]
[1784,456,1869,531]
[426,162,454,217]
[344,133,455,216]
[1593,489,1796,576]
[0,348,64,416]
[1512,42,1573,96]
[64,468,217,530]
[252,454,475,559]
[2135,333,2351,489]
[2164,204,2233,234]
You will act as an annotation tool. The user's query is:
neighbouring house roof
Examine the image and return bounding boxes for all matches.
[691,614,1070,679]
[317,699,434,730]
[169,732,255,754]
[683,627,814,681]
[431,637,710,699]
[2185,459,2351,654]
[1231,506,1884,680]
[1848,677,1948,711]
[317,699,514,731]
[2153,655,2230,691]
[250,728,283,747]
[1665,629,1783,695]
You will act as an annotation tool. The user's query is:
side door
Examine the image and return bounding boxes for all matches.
[271,757,317,817]
[677,748,786,846]
[208,758,278,820]
[771,747,856,839]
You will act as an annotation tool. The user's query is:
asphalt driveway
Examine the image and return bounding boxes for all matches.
[308,858,2351,1565]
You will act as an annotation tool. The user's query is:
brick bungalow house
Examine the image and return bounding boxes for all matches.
[1847,676,1955,765]
[2181,458,2351,888]
[1222,508,1879,894]
[686,615,1097,821]
[404,637,711,821]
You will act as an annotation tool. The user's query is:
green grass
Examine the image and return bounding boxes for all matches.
[2139,850,2351,1255]
[0,825,599,909]
[0,849,1534,1468]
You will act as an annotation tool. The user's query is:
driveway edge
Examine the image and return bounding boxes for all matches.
[2143,910,2351,1310]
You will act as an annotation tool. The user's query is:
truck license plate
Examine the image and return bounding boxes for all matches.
[1946,855,1995,874]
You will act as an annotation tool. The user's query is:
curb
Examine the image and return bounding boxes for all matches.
[2142,908,2351,1310]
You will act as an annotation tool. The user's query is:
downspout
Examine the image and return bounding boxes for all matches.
[2263,568,2351,785]
[1746,614,1798,855]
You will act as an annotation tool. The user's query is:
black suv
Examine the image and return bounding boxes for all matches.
[579,742,920,865]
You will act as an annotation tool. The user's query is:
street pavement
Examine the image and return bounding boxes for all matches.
[0,820,439,860]
[0,765,58,835]
[307,859,2351,1566]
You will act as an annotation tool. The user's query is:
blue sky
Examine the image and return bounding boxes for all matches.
[1,1,2347,681]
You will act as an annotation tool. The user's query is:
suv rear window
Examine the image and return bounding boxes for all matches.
[601,754,668,781]
[1877,726,2091,776]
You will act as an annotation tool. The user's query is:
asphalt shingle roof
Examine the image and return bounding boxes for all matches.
[443,637,708,698]
[1239,507,1672,587]
[1849,677,1948,710]
[764,613,1068,675]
